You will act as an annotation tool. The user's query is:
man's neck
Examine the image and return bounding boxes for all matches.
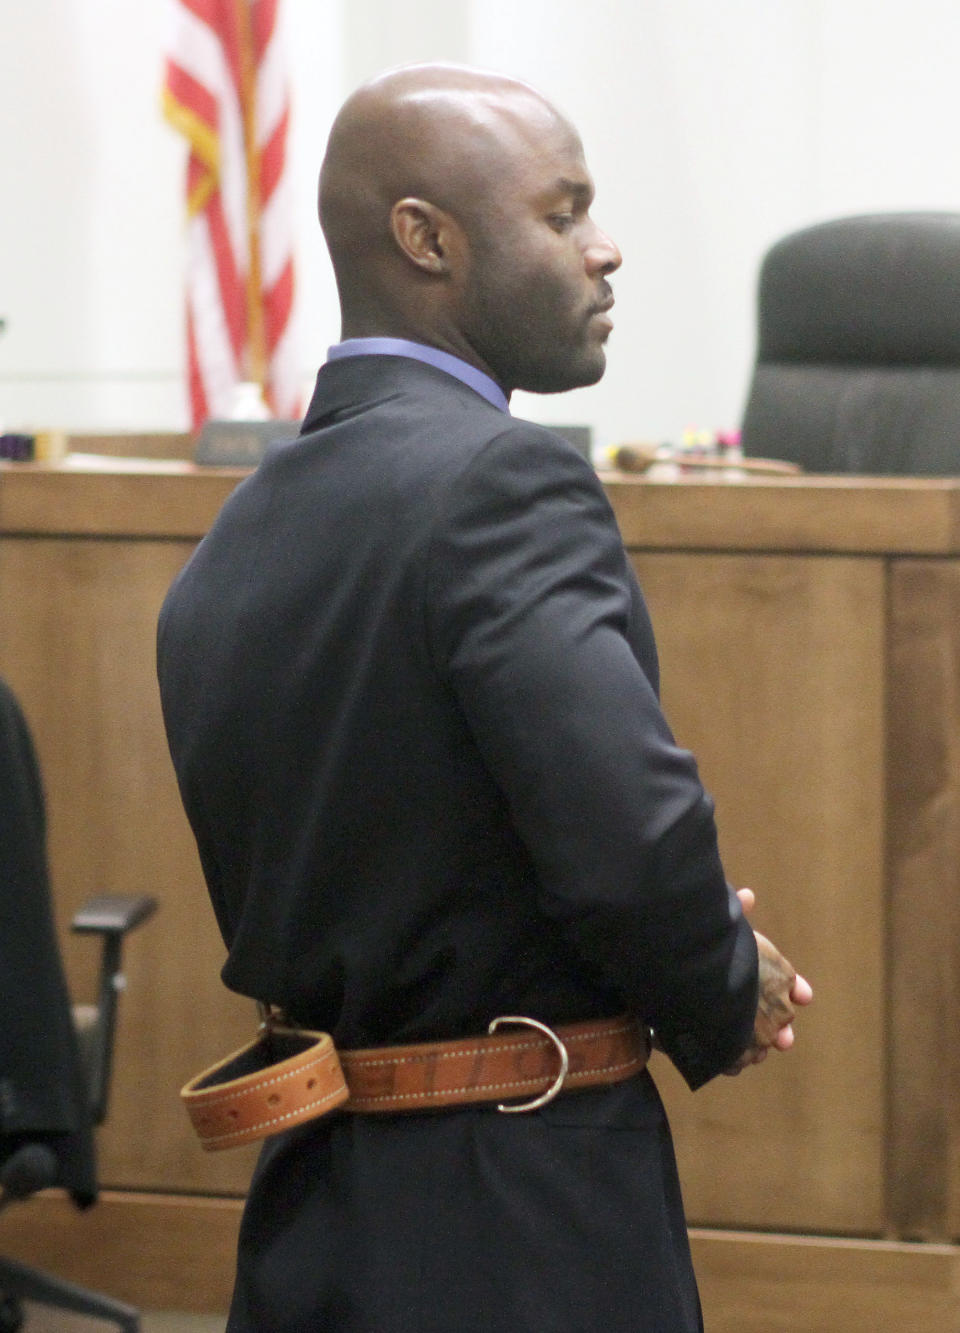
[327,337,510,413]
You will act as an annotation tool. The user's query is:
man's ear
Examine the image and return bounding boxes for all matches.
[390,198,464,275]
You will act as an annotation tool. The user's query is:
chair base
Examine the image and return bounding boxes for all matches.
[0,1255,140,1331]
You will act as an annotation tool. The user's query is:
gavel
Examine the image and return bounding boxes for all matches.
[606,443,802,476]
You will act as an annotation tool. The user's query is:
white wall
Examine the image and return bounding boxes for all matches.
[2,0,960,449]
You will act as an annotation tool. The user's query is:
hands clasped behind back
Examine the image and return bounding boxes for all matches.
[724,886,814,1076]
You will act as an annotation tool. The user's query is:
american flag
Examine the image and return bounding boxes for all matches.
[163,0,299,427]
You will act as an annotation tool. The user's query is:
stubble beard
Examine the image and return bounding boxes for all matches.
[464,282,608,395]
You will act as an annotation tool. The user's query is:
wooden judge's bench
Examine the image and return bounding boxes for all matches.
[0,440,958,1329]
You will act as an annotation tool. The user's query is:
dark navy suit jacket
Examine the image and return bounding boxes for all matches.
[0,679,95,1205]
[157,355,757,1331]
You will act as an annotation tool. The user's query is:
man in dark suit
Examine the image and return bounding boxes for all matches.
[158,64,811,1332]
[0,679,95,1207]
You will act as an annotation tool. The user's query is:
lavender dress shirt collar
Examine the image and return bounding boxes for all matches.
[325,337,510,414]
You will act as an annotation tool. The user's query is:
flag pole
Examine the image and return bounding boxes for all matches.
[236,0,268,397]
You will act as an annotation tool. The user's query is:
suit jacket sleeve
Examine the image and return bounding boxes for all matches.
[425,425,757,1089]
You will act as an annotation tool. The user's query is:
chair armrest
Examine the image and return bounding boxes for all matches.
[71,895,157,937]
[67,895,158,1124]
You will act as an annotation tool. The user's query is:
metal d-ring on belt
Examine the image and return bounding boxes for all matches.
[181,1012,652,1151]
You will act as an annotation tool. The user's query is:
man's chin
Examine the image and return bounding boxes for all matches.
[519,351,607,395]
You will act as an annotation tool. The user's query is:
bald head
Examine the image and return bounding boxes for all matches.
[320,66,567,300]
[318,63,621,393]
[319,65,567,236]
[321,65,560,195]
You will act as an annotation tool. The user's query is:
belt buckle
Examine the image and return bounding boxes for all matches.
[487,1015,570,1113]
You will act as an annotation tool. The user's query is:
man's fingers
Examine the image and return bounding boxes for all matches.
[773,1023,795,1051]
[746,918,813,1059]
[791,973,814,1005]
[736,887,755,915]
[723,1042,771,1076]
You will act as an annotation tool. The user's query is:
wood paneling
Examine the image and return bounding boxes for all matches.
[887,561,960,1240]
[604,470,960,554]
[3,1196,958,1331]
[633,553,886,1233]
[3,456,960,1323]
[0,535,259,1197]
[0,461,243,538]
[0,1193,242,1314]
[690,1230,960,1333]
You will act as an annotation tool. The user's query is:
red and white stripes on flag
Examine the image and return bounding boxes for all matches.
[163,0,299,427]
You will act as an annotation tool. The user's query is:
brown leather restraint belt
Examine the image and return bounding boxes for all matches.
[181,1013,651,1151]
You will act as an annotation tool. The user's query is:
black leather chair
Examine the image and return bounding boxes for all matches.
[741,212,960,474]
[0,680,157,1332]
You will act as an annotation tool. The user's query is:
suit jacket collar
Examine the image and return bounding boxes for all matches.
[301,353,505,435]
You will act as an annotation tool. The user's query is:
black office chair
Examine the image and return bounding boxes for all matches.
[0,680,157,1333]
[741,211,960,474]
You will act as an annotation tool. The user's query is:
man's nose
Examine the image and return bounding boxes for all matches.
[585,222,622,276]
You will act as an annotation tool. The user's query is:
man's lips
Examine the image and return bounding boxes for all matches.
[591,296,615,333]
